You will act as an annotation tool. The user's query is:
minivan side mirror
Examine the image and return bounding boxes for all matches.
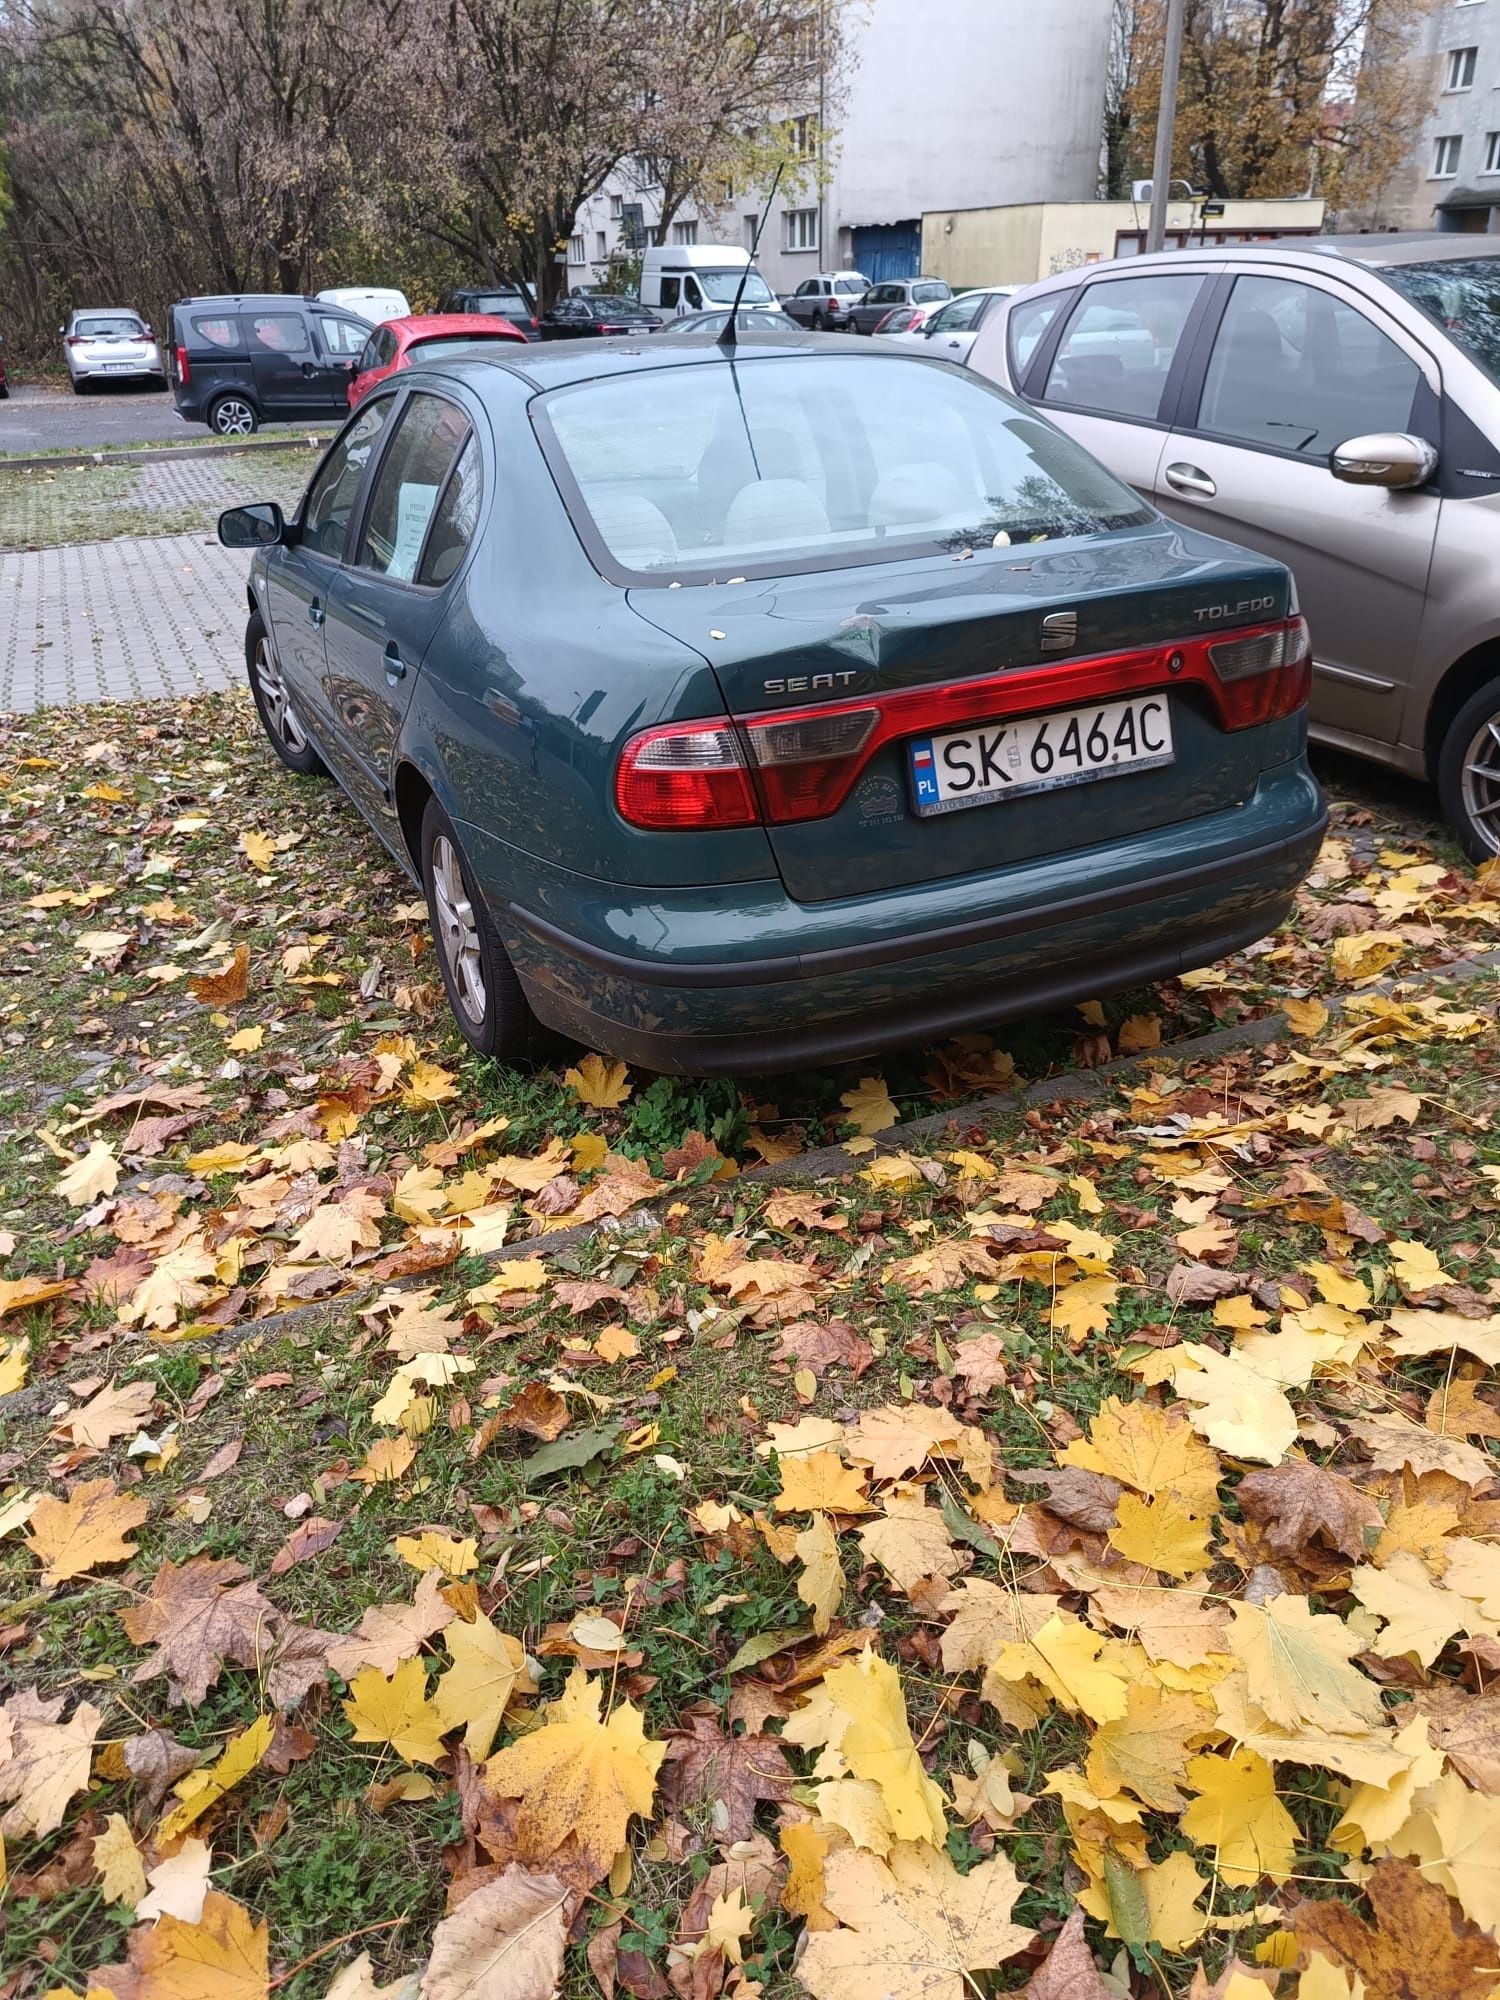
[218,502,286,549]
[1330,433,1438,490]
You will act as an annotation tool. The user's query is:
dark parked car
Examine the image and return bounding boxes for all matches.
[538,294,663,339]
[168,295,372,435]
[218,339,1324,1073]
[439,285,540,340]
[846,277,953,336]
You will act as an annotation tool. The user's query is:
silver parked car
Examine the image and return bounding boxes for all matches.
[846,277,952,337]
[968,236,1500,858]
[882,285,1016,362]
[62,309,165,392]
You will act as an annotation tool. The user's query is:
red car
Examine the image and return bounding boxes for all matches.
[347,313,527,407]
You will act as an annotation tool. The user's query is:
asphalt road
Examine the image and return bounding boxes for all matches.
[0,381,320,453]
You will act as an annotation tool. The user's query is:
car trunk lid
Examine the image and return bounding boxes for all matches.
[627,524,1295,904]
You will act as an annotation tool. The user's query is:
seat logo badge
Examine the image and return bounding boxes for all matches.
[1040,610,1077,652]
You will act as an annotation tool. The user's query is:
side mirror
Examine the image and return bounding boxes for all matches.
[1330,433,1437,490]
[218,502,285,549]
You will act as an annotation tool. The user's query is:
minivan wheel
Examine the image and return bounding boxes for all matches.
[1438,677,1500,861]
[209,394,258,436]
[246,612,325,777]
[420,798,533,1062]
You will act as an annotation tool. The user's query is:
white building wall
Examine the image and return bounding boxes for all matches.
[569,0,1113,296]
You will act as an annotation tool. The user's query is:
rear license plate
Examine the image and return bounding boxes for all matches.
[103,361,136,371]
[908,695,1174,816]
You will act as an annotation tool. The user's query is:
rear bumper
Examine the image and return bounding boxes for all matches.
[480,759,1326,1076]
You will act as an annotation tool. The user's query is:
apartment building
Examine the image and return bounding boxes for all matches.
[1368,0,1500,232]
[569,0,1113,295]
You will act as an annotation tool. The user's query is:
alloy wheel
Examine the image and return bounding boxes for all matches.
[1460,710,1500,857]
[252,637,308,753]
[431,833,487,1026]
[213,398,255,436]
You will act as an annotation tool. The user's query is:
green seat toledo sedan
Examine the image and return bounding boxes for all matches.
[219,332,1325,1074]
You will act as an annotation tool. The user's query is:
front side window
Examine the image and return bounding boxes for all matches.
[1434,134,1463,176]
[321,318,369,357]
[539,353,1150,583]
[1196,275,1419,456]
[697,268,774,303]
[301,399,393,557]
[661,277,682,309]
[356,393,471,582]
[357,336,381,374]
[249,313,309,353]
[683,276,705,309]
[1043,274,1202,421]
[928,295,983,334]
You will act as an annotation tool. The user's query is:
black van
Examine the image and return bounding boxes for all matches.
[167,295,373,434]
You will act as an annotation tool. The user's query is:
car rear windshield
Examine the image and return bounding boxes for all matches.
[538,351,1151,582]
[469,293,528,315]
[408,333,516,359]
[1380,256,1500,387]
[77,315,144,337]
[835,279,866,295]
[696,269,775,305]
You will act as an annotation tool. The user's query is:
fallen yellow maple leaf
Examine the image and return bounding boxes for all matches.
[343,1659,448,1766]
[158,1714,274,1842]
[1180,1746,1298,1885]
[25,1478,149,1585]
[839,1074,898,1135]
[565,1052,632,1108]
[818,1650,947,1846]
[432,1610,535,1759]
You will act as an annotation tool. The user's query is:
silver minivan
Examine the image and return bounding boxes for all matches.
[967,236,1500,858]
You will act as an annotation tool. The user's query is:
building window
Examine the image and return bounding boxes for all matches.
[1434,133,1463,176]
[1486,130,1500,171]
[744,213,759,250]
[569,234,586,264]
[784,207,819,252]
[596,231,607,261]
[787,114,818,158]
[1447,45,1478,88]
[609,193,623,220]
[671,219,698,245]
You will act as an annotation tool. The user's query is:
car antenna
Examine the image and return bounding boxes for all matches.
[719,164,784,351]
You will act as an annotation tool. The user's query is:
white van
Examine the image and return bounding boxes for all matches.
[315,286,410,324]
[639,245,781,319]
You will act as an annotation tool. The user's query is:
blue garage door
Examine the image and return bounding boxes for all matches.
[851,222,921,283]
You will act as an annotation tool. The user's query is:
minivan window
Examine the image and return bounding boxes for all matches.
[248,313,309,354]
[696,269,774,304]
[302,399,393,557]
[356,393,470,582]
[192,315,239,349]
[1198,275,1420,457]
[1044,274,1202,421]
[540,353,1150,582]
[1381,255,1500,389]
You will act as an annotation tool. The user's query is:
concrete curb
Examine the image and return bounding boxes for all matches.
[0,434,333,477]
[5,945,1498,1425]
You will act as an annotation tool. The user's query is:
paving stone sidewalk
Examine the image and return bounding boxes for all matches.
[0,532,248,712]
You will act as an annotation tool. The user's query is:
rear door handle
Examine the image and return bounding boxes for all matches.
[383,642,407,683]
[309,598,325,627]
[1164,462,1217,498]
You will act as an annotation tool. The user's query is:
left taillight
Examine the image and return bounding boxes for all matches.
[1208,615,1311,727]
[615,720,759,830]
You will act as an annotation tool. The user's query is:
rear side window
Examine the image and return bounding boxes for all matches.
[1043,274,1202,421]
[356,393,471,581]
[248,312,309,354]
[1007,293,1067,381]
[1196,274,1420,457]
[540,352,1150,582]
[419,435,482,585]
[192,315,239,349]
[302,399,394,557]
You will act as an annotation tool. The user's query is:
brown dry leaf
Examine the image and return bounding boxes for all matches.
[118,1727,201,1810]
[25,1477,149,1584]
[660,1708,794,1842]
[1425,1379,1500,1441]
[0,1691,102,1837]
[796,1842,1034,2000]
[326,1568,456,1679]
[1292,1859,1498,2000]
[479,1382,570,1446]
[1019,1907,1116,1999]
[189,944,251,1005]
[771,1319,872,1378]
[764,1191,847,1233]
[1349,1413,1496,1488]
[856,1491,960,1592]
[120,1555,278,1707]
[268,1515,343,1577]
[1235,1462,1383,1564]
[887,1237,997,1297]
[91,1887,269,2000]
[949,1333,1009,1393]
[54,1376,156,1449]
[421,1865,569,2000]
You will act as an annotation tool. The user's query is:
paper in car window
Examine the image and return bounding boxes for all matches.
[388,483,439,580]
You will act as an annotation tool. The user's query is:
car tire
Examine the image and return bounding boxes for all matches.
[1438,675,1500,862]
[246,612,326,778]
[811,312,825,331]
[419,796,533,1062]
[209,394,258,436]
[71,376,87,394]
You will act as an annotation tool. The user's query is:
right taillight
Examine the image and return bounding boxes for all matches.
[615,720,759,830]
[1208,615,1311,728]
[175,344,191,385]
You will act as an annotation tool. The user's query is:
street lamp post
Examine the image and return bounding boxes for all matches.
[1146,0,1187,254]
